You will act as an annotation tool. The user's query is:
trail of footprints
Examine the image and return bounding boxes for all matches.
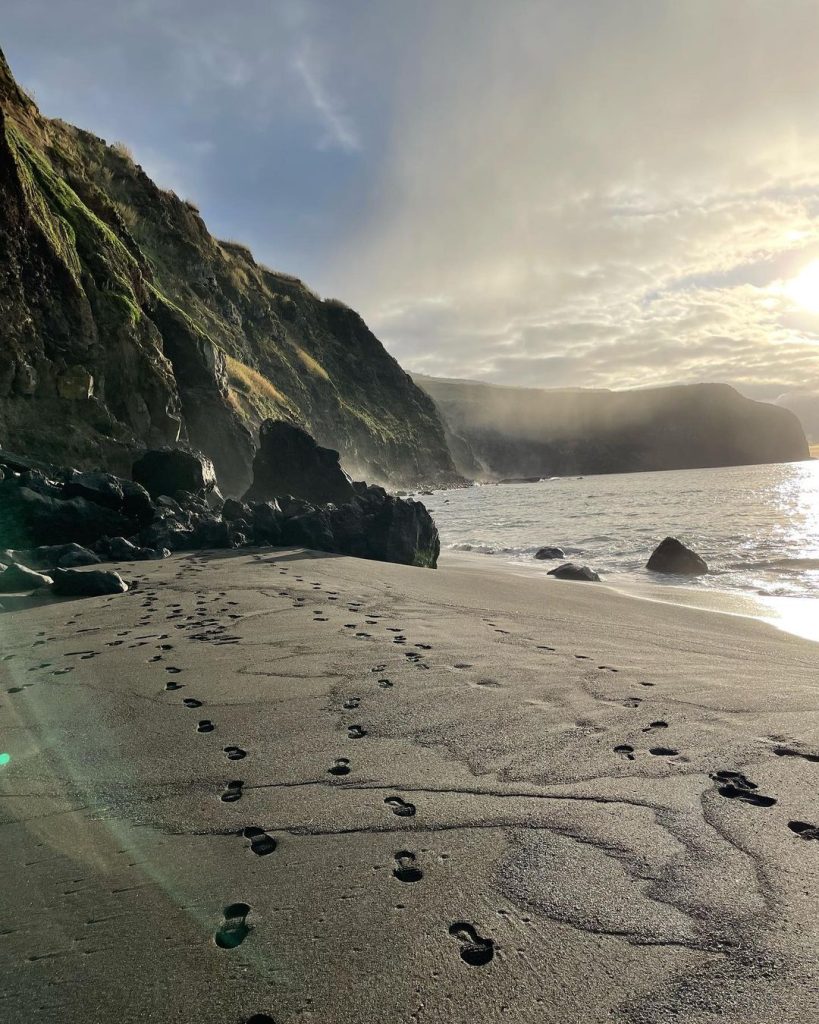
[6,552,817,1015]
[480,617,819,833]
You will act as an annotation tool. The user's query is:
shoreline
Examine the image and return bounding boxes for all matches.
[2,546,817,1022]
[439,548,819,644]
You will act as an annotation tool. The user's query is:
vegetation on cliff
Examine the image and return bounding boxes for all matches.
[0,49,459,493]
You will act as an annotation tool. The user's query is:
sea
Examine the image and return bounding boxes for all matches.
[424,460,819,642]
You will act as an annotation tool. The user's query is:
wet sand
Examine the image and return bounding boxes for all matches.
[1,547,817,1023]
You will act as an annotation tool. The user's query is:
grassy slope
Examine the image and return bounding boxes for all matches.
[0,49,458,488]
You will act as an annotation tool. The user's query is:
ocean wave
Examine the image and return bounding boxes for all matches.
[726,557,819,571]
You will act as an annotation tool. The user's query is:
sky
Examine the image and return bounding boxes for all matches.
[6,0,819,427]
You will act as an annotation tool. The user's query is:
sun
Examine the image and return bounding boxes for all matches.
[783,259,819,314]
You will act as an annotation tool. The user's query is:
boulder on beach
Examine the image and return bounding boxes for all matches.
[547,562,601,582]
[132,448,217,500]
[535,546,565,560]
[330,484,441,568]
[97,536,168,562]
[243,420,356,506]
[10,543,100,571]
[646,537,708,575]
[0,482,136,549]
[0,562,53,592]
[51,568,128,596]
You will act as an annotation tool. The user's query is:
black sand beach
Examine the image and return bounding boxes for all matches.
[1,548,817,1022]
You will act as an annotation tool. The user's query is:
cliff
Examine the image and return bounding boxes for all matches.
[0,49,459,494]
[415,375,810,479]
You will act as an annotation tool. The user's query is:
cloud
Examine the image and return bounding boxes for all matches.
[318,0,819,401]
[292,40,359,152]
[8,0,819,403]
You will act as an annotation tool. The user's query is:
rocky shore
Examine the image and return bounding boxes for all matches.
[0,422,441,609]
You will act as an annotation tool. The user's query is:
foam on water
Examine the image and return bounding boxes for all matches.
[425,460,819,620]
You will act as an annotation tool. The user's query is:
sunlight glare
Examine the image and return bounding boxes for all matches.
[783,259,819,314]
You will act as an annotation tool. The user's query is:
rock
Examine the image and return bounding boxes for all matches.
[646,537,708,576]
[98,536,167,561]
[222,498,249,522]
[132,448,217,500]
[59,547,101,568]
[0,562,53,592]
[243,420,356,506]
[119,481,155,523]
[331,490,440,568]
[547,562,601,582]
[189,517,236,549]
[56,365,94,400]
[281,509,336,551]
[51,568,128,596]
[62,470,124,510]
[534,546,565,560]
[205,486,225,511]
[246,501,282,545]
[0,482,135,549]
[10,543,99,571]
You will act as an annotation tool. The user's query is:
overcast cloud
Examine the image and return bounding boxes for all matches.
[6,0,819,415]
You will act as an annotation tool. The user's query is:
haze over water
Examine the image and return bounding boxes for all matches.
[429,460,819,638]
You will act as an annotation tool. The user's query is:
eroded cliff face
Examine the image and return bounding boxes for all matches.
[0,50,459,493]
[416,375,810,479]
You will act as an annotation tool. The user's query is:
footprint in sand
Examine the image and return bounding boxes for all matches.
[214,902,251,948]
[221,780,244,802]
[772,745,819,764]
[448,922,495,966]
[378,679,393,689]
[328,758,351,776]
[642,720,668,732]
[711,770,777,806]
[342,697,360,710]
[393,851,423,883]
[649,746,679,756]
[165,681,183,691]
[614,744,635,761]
[183,698,203,708]
[197,720,215,733]
[347,725,367,739]
[243,827,277,856]
[165,666,183,675]
[224,745,247,761]
[788,821,819,840]
[244,1016,275,1024]
[385,796,416,817]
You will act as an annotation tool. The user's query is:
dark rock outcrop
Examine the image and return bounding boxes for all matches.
[0,562,52,591]
[547,562,601,582]
[132,448,217,499]
[243,421,356,506]
[535,546,565,560]
[1,421,439,569]
[51,567,128,596]
[646,537,708,575]
[0,483,135,548]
